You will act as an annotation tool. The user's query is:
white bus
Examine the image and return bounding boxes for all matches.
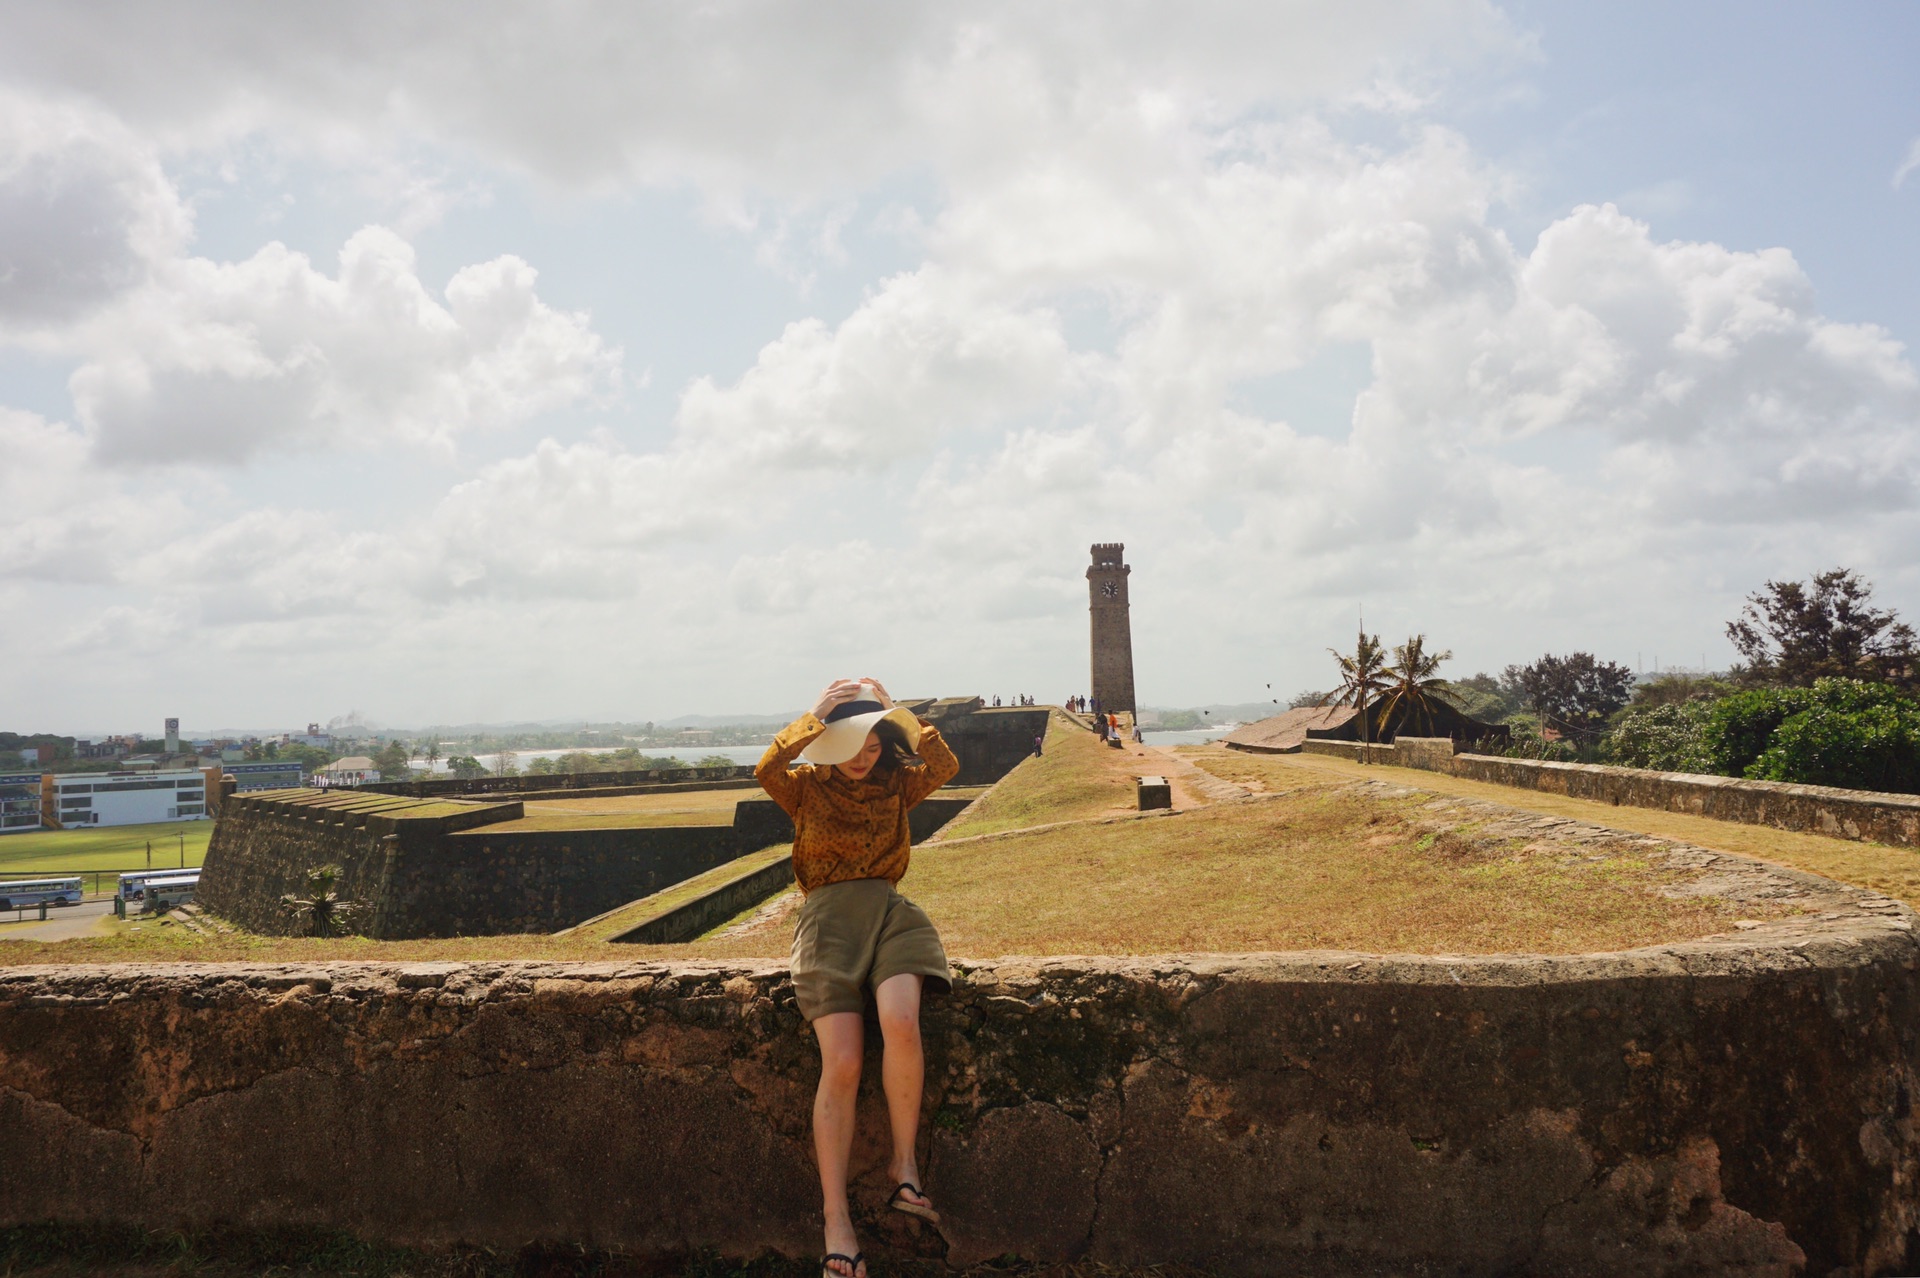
[0,877,84,909]
[117,870,186,903]
[139,871,201,913]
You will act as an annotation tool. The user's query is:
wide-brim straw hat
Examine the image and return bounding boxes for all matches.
[801,691,924,766]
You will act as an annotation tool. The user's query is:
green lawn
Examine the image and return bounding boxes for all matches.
[0,821,209,894]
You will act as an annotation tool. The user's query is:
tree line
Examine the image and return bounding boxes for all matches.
[1315,568,1920,794]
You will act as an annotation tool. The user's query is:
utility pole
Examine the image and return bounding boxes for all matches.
[145,840,152,872]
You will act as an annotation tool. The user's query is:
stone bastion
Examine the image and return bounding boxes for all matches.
[14,742,1919,1273]
[6,854,1920,1278]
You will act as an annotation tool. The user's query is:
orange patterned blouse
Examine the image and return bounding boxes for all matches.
[755,712,960,894]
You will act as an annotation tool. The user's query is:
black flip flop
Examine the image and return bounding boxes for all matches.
[821,1252,865,1278]
[889,1181,941,1224]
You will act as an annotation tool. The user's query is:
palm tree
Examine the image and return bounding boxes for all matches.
[279,864,359,937]
[1323,629,1391,762]
[423,739,441,774]
[1379,635,1460,738]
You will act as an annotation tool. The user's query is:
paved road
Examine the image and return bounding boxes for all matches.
[0,898,118,942]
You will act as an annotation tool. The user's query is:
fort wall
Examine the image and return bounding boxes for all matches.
[931,707,1049,786]
[198,793,766,939]
[1295,738,1920,848]
[3,910,1918,1273]
[198,788,980,941]
[358,766,757,798]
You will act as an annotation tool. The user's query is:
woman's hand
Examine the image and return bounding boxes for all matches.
[861,677,894,709]
[812,678,869,720]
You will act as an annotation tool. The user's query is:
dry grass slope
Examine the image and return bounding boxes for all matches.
[933,711,1141,839]
[682,782,1795,960]
[2,729,1855,966]
[1188,745,1920,908]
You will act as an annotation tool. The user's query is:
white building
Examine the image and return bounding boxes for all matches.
[317,756,376,787]
[48,769,211,827]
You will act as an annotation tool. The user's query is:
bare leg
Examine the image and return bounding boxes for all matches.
[874,973,933,1212]
[812,1012,867,1276]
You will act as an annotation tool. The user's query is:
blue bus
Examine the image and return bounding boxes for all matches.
[0,877,84,910]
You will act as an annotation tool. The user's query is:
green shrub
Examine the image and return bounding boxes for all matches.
[1604,702,1714,773]
[1744,679,1920,794]
[1700,686,1812,776]
[1483,727,1580,763]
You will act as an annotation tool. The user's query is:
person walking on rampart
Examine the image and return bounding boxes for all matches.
[757,677,959,1278]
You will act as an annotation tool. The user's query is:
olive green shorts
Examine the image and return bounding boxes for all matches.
[791,878,950,1021]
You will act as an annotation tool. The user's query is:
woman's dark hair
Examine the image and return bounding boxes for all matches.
[868,718,920,775]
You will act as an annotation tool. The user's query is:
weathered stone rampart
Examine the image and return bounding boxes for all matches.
[199,789,980,941]
[609,853,798,944]
[1437,750,1920,847]
[935,706,1050,785]
[198,791,763,939]
[1278,737,1920,848]
[3,900,1919,1274]
[357,765,758,798]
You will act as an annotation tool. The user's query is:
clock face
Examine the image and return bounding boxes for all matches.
[1101,581,1119,598]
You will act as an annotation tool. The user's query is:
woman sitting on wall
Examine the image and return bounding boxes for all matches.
[757,677,959,1278]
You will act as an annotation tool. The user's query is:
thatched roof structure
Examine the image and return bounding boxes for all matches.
[1222,700,1508,754]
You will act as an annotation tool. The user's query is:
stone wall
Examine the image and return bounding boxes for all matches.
[199,792,772,939]
[1278,739,1920,849]
[1299,739,1383,762]
[1385,738,1920,849]
[610,854,798,944]
[201,790,980,941]
[935,707,1050,786]
[3,902,1919,1274]
[398,825,745,937]
[359,766,757,798]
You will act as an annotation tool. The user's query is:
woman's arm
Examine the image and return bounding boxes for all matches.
[755,715,826,815]
[901,721,959,806]
[756,680,866,814]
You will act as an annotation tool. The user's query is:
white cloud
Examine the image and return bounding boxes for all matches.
[676,267,1080,470]
[0,92,189,332]
[67,226,621,464]
[0,409,167,582]
[0,2,1520,195]
[2,6,1917,727]
[27,120,1917,720]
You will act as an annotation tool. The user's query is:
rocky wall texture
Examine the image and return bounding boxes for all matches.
[4,893,1920,1274]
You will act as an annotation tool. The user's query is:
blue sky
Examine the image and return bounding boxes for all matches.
[1,2,1916,734]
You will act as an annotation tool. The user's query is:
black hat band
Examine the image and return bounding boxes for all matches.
[824,698,886,724]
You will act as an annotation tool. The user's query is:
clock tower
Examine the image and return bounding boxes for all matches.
[1086,543,1137,714]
